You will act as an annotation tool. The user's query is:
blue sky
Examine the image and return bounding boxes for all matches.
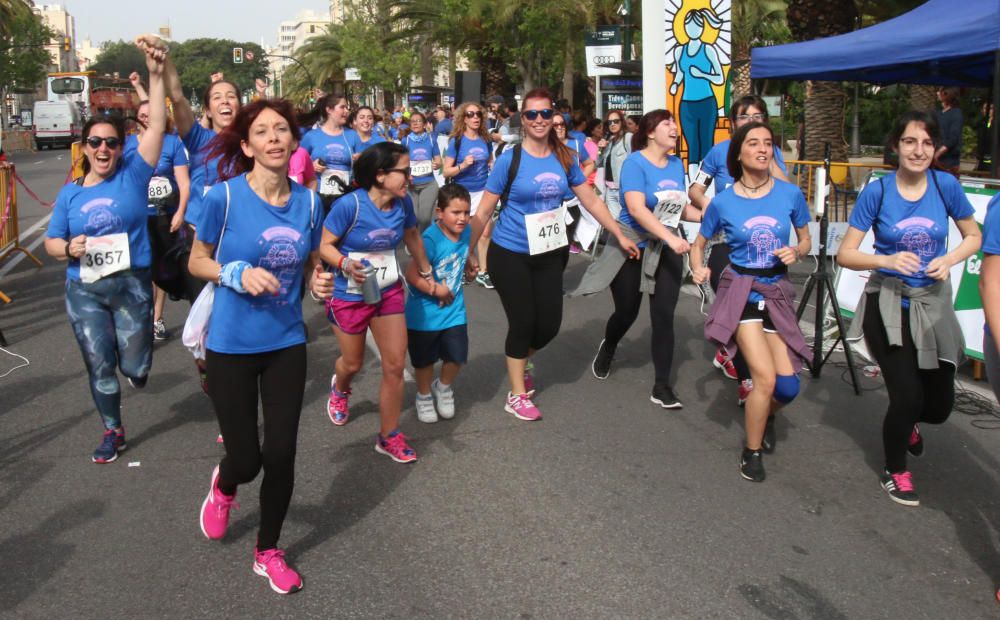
[68,0,331,48]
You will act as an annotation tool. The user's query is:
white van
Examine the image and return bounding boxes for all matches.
[32,100,82,150]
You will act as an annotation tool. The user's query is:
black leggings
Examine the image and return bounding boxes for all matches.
[488,242,569,359]
[207,343,307,550]
[707,243,751,381]
[603,247,683,385]
[862,293,956,473]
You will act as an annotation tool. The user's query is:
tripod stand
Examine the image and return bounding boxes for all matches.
[795,145,861,395]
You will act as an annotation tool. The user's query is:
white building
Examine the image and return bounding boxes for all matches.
[34,4,79,72]
[271,9,328,80]
[329,0,348,24]
[76,37,100,72]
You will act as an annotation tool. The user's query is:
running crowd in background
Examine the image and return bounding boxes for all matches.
[40,34,1000,596]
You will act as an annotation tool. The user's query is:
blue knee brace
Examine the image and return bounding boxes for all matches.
[773,374,800,404]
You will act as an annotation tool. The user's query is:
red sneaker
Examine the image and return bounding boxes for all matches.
[713,348,738,380]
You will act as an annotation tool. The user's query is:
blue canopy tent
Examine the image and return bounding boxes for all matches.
[750,0,1000,174]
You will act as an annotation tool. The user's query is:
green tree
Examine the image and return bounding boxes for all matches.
[731,0,789,98]
[0,0,32,40]
[169,39,269,101]
[284,25,345,103]
[0,9,55,128]
[90,40,147,80]
[335,0,420,108]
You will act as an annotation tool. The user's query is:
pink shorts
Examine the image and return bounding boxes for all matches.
[325,283,405,334]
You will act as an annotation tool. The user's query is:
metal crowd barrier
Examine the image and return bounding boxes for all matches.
[786,159,893,222]
[0,162,44,303]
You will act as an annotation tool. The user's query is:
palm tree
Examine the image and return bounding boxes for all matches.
[0,0,31,40]
[285,25,345,103]
[731,0,789,98]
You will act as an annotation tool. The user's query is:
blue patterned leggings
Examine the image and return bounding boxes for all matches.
[65,269,153,429]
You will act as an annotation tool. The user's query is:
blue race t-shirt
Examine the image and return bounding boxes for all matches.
[197,175,322,354]
[402,132,440,185]
[300,127,354,173]
[404,223,471,331]
[48,155,155,281]
[561,137,590,200]
[146,133,189,215]
[182,123,222,226]
[346,130,386,155]
[618,151,687,248]
[983,193,1000,337]
[446,135,491,192]
[849,170,975,288]
[324,188,417,301]
[434,118,453,139]
[696,138,787,192]
[486,148,586,254]
[701,180,811,270]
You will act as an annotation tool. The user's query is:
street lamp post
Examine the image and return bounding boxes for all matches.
[262,53,315,97]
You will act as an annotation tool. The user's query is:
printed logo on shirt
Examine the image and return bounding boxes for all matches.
[468,146,488,161]
[81,198,124,236]
[366,228,399,251]
[657,178,680,190]
[533,172,564,212]
[742,216,781,268]
[324,143,350,164]
[436,252,464,293]
[410,147,432,161]
[894,217,938,261]
[257,226,304,304]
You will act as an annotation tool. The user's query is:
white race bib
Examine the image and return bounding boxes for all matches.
[525,206,568,255]
[653,190,686,230]
[148,176,173,202]
[320,169,350,196]
[345,250,399,294]
[410,160,433,177]
[81,233,131,283]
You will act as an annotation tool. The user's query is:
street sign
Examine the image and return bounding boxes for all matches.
[233,47,243,64]
[345,67,361,81]
[585,26,623,77]
[245,50,254,62]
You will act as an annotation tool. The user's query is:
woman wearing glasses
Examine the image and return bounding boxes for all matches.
[319,142,434,463]
[402,111,442,231]
[45,35,168,464]
[444,101,494,287]
[468,88,639,421]
[689,95,789,412]
[596,110,633,220]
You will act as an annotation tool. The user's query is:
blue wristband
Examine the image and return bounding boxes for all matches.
[219,260,251,293]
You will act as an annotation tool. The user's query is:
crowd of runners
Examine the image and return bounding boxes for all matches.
[40,35,1000,595]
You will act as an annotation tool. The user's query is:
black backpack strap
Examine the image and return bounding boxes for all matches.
[496,145,522,217]
[929,169,949,211]
[445,134,462,186]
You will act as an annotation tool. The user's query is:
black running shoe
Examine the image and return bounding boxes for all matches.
[740,447,765,482]
[761,415,776,454]
[591,339,614,380]
[907,424,923,457]
[650,384,682,409]
[880,469,919,507]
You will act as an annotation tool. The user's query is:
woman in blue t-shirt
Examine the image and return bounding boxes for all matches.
[983,193,1000,406]
[469,87,639,422]
[402,111,442,231]
[347,106,386,156]
[443,101,495,287]
[44,35,168,465]
[188,98,327,596]
[318,142,434,463]
[300,94,354,211]
[838,111,981,507]
[589,110,702,410]
[690,121,812,483]
[689,95,789,399]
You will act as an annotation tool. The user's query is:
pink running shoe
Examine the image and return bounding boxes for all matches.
[216,434,224,444]
[505,392,541,421]
[253,548,303,594]
[199,465,239,540]
[523,362,536,397]
[327,374,351,426]
[713,348,738,380]
[375,430,418,463]
[737,379,754,407]
[907,424,924,457]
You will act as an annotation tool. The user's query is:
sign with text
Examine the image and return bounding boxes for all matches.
[585,26,623,77]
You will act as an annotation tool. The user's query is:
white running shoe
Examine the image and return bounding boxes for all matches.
[432,379,456,419]
[415,393,438,423]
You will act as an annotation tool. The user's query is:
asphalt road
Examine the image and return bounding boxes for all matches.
[1,151,999,618]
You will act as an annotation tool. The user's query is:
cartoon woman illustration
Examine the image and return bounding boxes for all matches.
[667,6,726,165]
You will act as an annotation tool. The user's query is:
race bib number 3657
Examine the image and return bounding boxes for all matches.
[81,233,131,283]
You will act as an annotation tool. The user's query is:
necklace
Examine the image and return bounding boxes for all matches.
[739,175,771,195]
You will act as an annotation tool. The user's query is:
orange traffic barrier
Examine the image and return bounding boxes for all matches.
[0,162,44,302]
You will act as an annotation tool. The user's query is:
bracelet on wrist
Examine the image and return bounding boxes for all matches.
[64,242,72,258]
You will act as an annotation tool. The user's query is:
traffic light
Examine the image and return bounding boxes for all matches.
[63,37,71,52]
[233,47,243,64]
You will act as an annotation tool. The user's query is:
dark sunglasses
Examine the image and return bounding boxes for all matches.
[552,122,566,128]
[464,110,483,119]
[85,136,121,149]
[522,109,555,121]
[383,167,411,176]
[607,118,622,125]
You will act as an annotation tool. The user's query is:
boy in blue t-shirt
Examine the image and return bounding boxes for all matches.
[404,184,473,423]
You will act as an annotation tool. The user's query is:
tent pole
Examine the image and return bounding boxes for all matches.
[992,49,999,179]
[851,82,861,157]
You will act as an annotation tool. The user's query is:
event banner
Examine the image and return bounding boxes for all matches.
[835,171,999,360]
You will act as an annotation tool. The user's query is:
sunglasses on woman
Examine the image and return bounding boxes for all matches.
[607,118,622,125]
[464,110,483,119]
[85,136,121,149]
[521,109,555,121]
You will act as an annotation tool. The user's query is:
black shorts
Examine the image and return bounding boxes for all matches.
[408,324,469,368]
[740,300,777,333]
